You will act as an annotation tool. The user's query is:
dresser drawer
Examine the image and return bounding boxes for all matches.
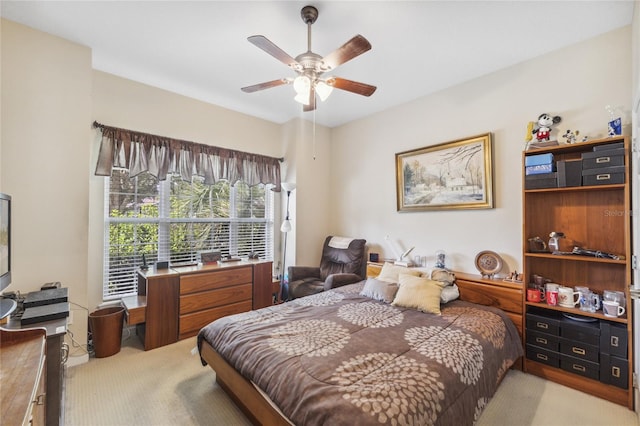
[179,300,252,338]
[526,344,560,368]
[180,266,252,294]
[526,330,559,352]
[559,338,599,363]
[180,283,252,314]
[560,354,599,381]
[560,317,600,346]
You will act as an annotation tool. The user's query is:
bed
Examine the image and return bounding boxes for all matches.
[198,267,523,426]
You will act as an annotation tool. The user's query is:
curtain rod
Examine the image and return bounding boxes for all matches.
[92,121,284,163]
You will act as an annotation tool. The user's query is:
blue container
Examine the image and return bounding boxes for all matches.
[525,153,554,167]
[526,163,555,175]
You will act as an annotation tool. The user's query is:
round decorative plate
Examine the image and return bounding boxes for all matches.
[475,250,503,277]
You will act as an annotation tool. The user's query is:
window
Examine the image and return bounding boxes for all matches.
[104,170,274,300]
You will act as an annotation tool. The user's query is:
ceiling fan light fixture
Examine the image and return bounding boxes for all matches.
[315,80,333,102]
[293,75,311,95]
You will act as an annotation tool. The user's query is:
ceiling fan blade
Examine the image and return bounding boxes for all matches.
[241,79,289,93]
[248,35,301,69]
[303,87,317,112]
[331,77,377,97]
[321,35,372,70]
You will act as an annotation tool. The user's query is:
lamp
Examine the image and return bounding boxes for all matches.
[280,182,296,301]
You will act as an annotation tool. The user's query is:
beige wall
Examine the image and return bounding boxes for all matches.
[1,19,92,357]
[330,26,632,275]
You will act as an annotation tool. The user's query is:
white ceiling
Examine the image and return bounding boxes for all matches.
[0,1,634,128]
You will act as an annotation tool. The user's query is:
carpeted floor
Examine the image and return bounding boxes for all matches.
[64,334,639,426]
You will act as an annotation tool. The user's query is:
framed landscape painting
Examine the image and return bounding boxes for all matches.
[396,133,494,212]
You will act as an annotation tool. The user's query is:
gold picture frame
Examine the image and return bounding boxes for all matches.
[396,133,494,212]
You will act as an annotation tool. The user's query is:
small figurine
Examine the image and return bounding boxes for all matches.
[561,129,580,144]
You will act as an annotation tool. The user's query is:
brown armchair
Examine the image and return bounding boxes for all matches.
[285,236,367,300]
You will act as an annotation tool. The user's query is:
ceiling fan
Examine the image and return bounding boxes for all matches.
[241,5,376,112]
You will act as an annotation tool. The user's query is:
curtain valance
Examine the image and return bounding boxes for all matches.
[93,121,282,190]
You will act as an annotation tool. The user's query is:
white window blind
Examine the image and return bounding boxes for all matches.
[103,170,274,300]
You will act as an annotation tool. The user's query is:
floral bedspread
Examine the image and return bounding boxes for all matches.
[198,282,523,426]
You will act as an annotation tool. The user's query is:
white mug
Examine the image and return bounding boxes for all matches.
[558,286,580,307]
[603,300,625,317]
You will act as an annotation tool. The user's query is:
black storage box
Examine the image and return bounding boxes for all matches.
[581,148,625,169]
[525,172,558,190]
[560,353,599,380]
[527,344,560,368]
[559,338,599,363]
[600,353,628,389]
[526,312,561,336]
[593,142,624,151]
[560,316,600,346]
[600,322,628,358]
[557,159,582,187]
[582,165,625,186]
[526,329,560,352]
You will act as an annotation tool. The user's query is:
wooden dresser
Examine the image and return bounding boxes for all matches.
[1,327,47,426]
[127,260,272,350]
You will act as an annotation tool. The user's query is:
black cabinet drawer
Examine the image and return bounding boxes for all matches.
[600,353,628,389]
[600,322,628,358]
[527,344,560,368]
[526,313,560,336]
[559,338,599,363]
[526,330,559,352]
[560,354,599,381]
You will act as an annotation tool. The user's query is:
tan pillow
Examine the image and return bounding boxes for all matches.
[360,278,399,303]
[392,274,446,315]
[377,262,421,283]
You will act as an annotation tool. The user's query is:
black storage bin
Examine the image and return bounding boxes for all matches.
[600,322,628,358]
[560,316,600,346]
[560,338,599,363]
[525,172,557,190]
[581,148,625,169]
[557,159,582,187]
[526,329,560,352]
[582,166,625,186]
[600,353,628,388]
[560,354,599,380]
[593,142,624,151]
[526,312,561,336]
[527,344,560,368]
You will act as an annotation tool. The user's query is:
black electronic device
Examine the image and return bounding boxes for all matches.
[20,302,69,325]
[41,281,61,290]
[156,261,169,269]
[23,287,68,308]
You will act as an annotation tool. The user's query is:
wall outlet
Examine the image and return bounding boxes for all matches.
[68,310,73,325]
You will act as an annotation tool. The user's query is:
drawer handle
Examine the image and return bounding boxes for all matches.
[33,394,45,406]
[572,347,586,356]
[536,337,548,345]
[611,336,619,347]
[573,364,586,372]
[612,367,621,378]
[596,174,611,181]
[536,322,548,329]
[596,157,611,164]
[536,353,548,361]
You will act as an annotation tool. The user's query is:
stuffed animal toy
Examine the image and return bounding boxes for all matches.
[528,113,562,142]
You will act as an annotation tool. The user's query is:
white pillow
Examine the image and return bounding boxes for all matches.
[377,262,421,283]
[440,283,460,303]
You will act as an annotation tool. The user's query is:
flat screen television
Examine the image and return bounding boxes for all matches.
[0,193,11,292]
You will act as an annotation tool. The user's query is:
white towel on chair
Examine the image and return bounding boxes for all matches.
[329,236,354,249]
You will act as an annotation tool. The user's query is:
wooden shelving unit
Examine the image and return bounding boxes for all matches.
[522,135,633,408]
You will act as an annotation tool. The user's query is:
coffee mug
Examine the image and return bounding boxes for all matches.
[603,290,626,306]
[547,290,559,306]
[603,300,625,317]
[558,286,580,307]
[527,288,543,302]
